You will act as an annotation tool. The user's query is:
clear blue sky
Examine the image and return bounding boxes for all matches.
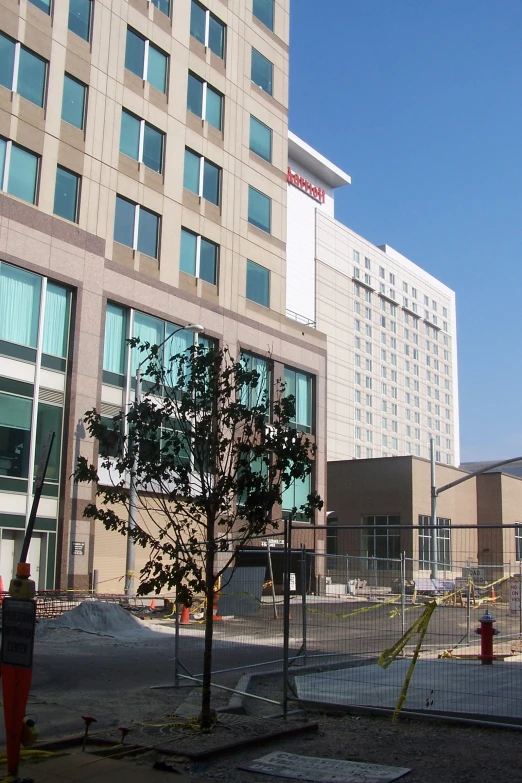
[289,1,522,462]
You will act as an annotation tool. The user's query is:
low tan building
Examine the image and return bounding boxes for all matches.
[476,471,522,579]
[327,456,478,587]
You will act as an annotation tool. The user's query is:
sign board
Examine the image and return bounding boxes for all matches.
[463,567,486,585]
[241,751,411,783]
[510,580,521,616]
[1,598,36,668]
[71,541,85,556]
[261,539,284,548]
[289,573,296,592]
[287,167,326,204]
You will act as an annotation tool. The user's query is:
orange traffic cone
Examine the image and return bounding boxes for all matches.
[491,584,496,601]
[150,599,156,611]
[180,606,190,624]
[212,591,222,621]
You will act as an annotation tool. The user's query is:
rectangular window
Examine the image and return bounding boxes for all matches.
[35,402,63,482]
[0,262,41,348]
[516,526,522,562]
[190,1,226,58]
[246,260,269,308]
[0,392,32,479]
[0,33,47,107]
[125,29,168,93]
[43,282,70,359]
[120,110,164,173]
[0,139,39,204]
[54,166,80,223]
[68,0,93,42]
[151,0,170,16]
[240,352,271,412]
[251,48,273,95]
[183,149,221,205]
[253,0,274,30]
[284,367,312,433]
[114,195,160,259]
[248,186,271,233]
[62,74,87,129]
[180,228,218,285]
[362,515,400,569]
[282,470,311,523]
[250,116,272,162]
[419,515,451,571]
[187,73,223,130]
[103,303,127,378]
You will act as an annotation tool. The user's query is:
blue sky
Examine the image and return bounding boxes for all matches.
[289,1,522,461]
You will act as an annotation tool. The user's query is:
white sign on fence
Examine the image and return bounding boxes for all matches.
[464,567,486,585]
[510,580,521,616]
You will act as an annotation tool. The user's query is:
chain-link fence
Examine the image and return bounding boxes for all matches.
[168,528,522,724]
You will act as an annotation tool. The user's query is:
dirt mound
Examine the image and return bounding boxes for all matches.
[44,600,144,637]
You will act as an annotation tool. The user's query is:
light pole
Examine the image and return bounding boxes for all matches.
[430,448,522,582]
[124,322,204,598]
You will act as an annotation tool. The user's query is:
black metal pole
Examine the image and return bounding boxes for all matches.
[20,431,55,564]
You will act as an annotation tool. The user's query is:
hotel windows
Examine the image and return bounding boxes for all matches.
[54,167,80,223]
[240,352,271,411]
[114,196,160,259]
[246,260,270,308]
[68,0,93,41]
[120,110,164,173]
[180,229,218,285]
[184,149,221,205]
[152,0,171,15]
[0,33,47,107]
[248,186,271,233]
[0,140,39,204]
[125,29,168,93]
[28,0,51,12]
[62,74,87,129]
[249,116,272,162]
[284,367,312,433]
[187,74,223,131]
[419,515,451,570]
[253,0,274,30]
[362,515,400,567]
[190,1,226,59]
[251,49,273,95]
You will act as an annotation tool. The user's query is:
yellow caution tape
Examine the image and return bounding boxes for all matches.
[378,600,437,724]
[307,594,402,620]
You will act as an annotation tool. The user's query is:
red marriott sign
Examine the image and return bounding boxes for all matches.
[287,167,326,204]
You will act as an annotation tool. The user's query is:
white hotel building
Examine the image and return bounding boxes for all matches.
[286,132,460,466]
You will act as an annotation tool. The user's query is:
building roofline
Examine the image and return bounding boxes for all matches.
[288,131,351,189]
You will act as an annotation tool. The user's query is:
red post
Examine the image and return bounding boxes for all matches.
[475,609,500,664]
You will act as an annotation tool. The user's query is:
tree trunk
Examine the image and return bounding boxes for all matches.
[200,534,216,729]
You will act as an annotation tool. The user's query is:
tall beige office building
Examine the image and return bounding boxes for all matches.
[0,0,327,590]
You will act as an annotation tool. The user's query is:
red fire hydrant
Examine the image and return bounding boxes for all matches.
[475,609,500,664]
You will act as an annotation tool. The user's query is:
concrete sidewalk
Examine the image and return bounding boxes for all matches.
[14,751,207,782]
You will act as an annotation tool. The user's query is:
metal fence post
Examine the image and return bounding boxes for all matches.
[466,557,471,644]
[401,552,406,643]
[301,546,307,666]
[282,516,292,719]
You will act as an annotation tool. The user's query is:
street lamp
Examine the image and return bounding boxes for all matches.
[429,440,522,582]
[124,322,204,598]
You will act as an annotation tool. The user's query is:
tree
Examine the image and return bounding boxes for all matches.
[75,341,322,727]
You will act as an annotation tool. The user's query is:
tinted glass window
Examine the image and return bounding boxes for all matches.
[68,0,92,42]
[120,110,140,160]
[137,207,159,258]
[0,263,41,348]
[143,124,163,173]
[202,160,220,205]
[62,75,86,129]
[0,139,6,184]
[0,34,15,91]
[151,0,170,15]
[147,44,167,93]
[208,15,225,58]
[8,146,38,204]
[180,229,197,276]
[251,49,273,95]
[246,260,269,307]
[18,48,46,107]
[0,392,32,479]
[253,0,274,30]
[206,86,222,130]
[183,149,200,194]
[43,283,70,358]
[200,239,217,284]
[103,303,127,375]
[250,116,272,162]
[125,29,145,78]
[54,167,80,222]
[248,187,271,233]
[190,1,206,45]
[187,73,203,117]
[35,403,62,481]
[114,196,135,248]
